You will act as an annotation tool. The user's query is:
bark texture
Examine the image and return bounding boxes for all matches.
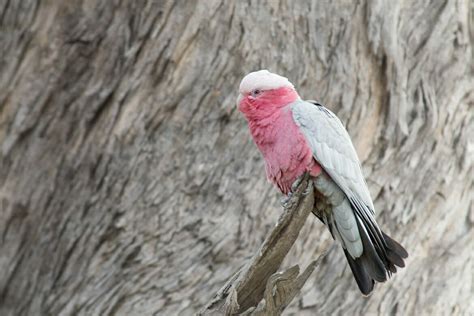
[1,1,473,315]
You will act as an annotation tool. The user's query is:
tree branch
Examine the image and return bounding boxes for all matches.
[199,174,328,315]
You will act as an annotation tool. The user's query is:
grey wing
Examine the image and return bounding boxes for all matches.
[291,100,374,211]
[291,100,387,257]
[292,100,409,293]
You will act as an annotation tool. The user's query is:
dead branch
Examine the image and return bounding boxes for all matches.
[199,174,328,315]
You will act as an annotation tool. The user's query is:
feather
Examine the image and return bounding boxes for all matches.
[344,249,374,295]
[383,231,409,259]
[355,215,387,282]
[292,100,409,294]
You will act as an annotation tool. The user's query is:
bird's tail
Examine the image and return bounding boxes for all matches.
[343,216,408,295]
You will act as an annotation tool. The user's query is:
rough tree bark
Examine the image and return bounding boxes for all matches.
[0,1,472,315]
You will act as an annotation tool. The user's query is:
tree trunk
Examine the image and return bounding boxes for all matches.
[1,1,472,315]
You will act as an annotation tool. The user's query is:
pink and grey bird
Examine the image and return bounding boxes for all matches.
[237,70,408,295]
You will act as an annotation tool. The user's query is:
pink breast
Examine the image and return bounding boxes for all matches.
[251,106,322,194]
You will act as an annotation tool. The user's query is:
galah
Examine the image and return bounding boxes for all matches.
[237,70,408,295]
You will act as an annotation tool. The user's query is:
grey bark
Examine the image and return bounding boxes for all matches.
[0,1,473,315]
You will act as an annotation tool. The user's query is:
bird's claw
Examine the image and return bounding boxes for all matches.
[280,192,293,208]
[291,175,305,192]
[281,174,312,208]
[303,183,312,196]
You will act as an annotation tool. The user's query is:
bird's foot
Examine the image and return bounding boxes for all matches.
[291,175,305,192]
[281,174,312,208]
[303,182,313,196]
[280,192,293,208]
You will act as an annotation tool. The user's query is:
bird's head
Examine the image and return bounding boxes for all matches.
[237,70,300,118]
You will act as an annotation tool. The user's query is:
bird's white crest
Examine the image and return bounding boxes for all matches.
[239,70,295,94]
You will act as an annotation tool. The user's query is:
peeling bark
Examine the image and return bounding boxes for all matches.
[0,1,473,315]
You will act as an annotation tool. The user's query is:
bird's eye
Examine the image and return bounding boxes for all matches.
[251,89,262,97]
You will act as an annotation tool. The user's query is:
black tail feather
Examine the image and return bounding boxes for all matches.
[383,231,409,259]
[386,249,405,268]
[344,249,374,295]
[343,215,408,295]
[357,219,387,282]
